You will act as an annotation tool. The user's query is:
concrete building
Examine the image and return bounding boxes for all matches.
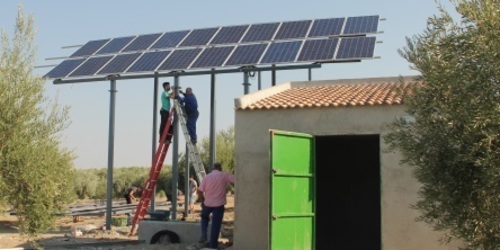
[232,76,463,250]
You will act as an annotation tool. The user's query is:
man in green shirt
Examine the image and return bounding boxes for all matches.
[159,82,175,143]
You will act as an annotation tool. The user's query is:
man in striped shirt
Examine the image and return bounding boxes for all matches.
[197,162,235,249]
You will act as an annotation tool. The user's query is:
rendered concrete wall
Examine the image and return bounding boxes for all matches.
[233,84,463,249]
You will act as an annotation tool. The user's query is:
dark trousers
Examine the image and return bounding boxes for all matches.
[124,194,132,204]
[200,204,225,248]
[159,109,169,141]
[186,110,199,142]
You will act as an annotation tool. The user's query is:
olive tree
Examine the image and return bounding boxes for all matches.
[384,0,500,249]
[176,126,234,193]
[0,5,75,240]
[179,126,235,175]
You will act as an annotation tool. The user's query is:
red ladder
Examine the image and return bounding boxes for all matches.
[129,108,176,235]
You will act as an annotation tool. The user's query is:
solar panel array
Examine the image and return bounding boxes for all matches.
[45,15,380,80]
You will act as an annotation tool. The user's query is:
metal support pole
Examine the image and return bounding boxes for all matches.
[209,71,216,171]
[53,63,322,85]
[308,68,312,81]
[171,76,180,220]
[184,143,190,217]
[151,74,159,210]
[258,71,262,90]
[242,71,250,94]
[271,64,276,86]
[105,79,117,230]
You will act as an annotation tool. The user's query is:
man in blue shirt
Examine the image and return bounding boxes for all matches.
[179,87,199,144]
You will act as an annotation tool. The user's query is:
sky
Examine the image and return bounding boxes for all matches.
[0,0,457,169]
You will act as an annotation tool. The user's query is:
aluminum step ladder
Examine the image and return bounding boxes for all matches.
[129,108,175,236]
[173,99,206,184]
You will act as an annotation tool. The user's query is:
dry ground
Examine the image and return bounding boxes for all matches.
[0,195,234,250]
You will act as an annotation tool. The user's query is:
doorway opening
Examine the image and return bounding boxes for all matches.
[315,134,381,250]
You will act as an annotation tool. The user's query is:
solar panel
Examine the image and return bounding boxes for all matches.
[47,15,381,80]
[44,58,86,79]
[70,39,110,58]
[69,56,113,77]
[260,40,303,64]
[190,46,235,69]
[179,28,219,47]
[225,43,268,67]
[308,18,345,37]
[241,22,279,43]
[97,53,142,75]
[335,36,376,59]
[95,36,135,55]
[158,48,202,71]
[150,30,190,49]
[274,20,312,40]
[343,15,379,35]
[297,38,339,62]
[127,51,171,73]
[209,25,249,45]
[122,33,162,52]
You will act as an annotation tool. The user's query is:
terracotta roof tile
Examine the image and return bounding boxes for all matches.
[238,80,419,110]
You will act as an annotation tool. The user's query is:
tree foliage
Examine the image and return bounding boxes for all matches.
[199,125,235,173]
[73,169,101,199]
[384,0,500,248]
[73,167,163,199]
[72,126,236,203]
[0,5,75,240]
[178,126,235,176]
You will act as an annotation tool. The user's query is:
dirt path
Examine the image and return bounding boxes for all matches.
[0,196,234,249]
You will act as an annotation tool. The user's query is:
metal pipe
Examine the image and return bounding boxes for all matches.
[271,64,276,86]
[243,71,250,94]
[52,63,323,84]
[258,71,262,90]
[171,76,180,220]
[151,73,159,210]
[105,79,117,230]
[184,143,189,217]
[209,71,216,172]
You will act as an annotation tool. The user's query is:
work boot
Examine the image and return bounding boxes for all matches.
[197,236,208,248]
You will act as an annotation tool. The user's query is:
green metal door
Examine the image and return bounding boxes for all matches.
[270,130,315,250]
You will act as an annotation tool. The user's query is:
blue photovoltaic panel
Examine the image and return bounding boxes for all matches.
[308,18,345,37]
[260,41,302,64]
[241,22,279,43]
[209,25,249,45]
[127,51,171,73]
[179,28,218,47]
[95,36,135,55]
[151,30,190,49]
[44,58,85,79]
[191,46,234,68]
[97,53,142,75]
[158,48,202,71]
[336,36,376,59]
[122,33,162,52]
[343,15,379,35]
[274,20,312,40]
[297,38,339,62]
[225,43,268,66]
[70,39,109,57]
[69,56,113,77]
[48,15,382,79]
